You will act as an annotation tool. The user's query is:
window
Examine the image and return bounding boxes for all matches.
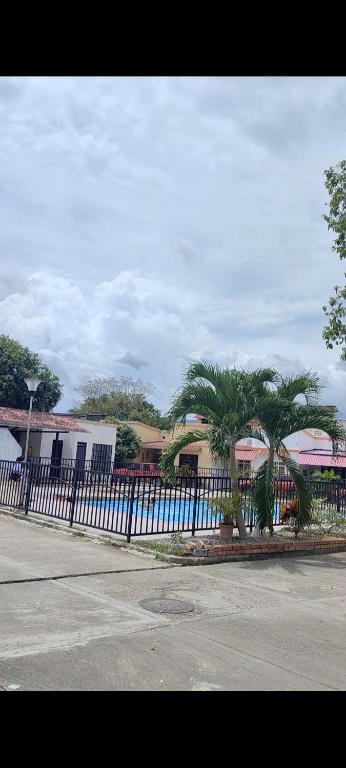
[237,460,251,476]
[91,443,112,472]
[274,461,288,476]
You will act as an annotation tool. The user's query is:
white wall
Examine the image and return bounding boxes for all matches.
[37,421,117,464]
[75,421,117,463]
[0,428,22,461]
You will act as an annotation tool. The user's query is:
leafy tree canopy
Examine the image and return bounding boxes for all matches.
[113,424,141,461]
[0,335,62,411]
[71,375,169,428]
[322,160,346,360]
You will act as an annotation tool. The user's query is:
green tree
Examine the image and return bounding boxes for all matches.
[114,424,141,462]
[160,361,278,540]
[250,373,345,534]
[322,161,346,360]
[71,375,168,428]
[0,335,62,411]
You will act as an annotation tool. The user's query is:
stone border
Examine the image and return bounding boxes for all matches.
[130,538,346,565]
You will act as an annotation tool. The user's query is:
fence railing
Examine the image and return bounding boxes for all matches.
[0,459,345,542]
[26,457,231,478]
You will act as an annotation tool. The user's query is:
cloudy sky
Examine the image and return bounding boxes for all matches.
[0,76,345,414]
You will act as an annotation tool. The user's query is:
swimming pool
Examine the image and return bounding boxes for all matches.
[80,497,283,527]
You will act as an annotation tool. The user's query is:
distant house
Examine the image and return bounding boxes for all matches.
[124,413,346,478]
[0,408,117,470]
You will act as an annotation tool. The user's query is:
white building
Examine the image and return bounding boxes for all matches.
[0,407,117,470]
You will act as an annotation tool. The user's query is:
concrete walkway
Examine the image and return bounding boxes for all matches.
[0,513,345,690]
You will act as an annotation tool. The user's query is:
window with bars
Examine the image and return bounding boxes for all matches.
[91,443,113,472]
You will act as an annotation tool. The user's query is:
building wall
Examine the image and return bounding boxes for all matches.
[12,422,117,465]
[166,422,207,440]
[126,417,346,473]
[126,421,162,442]
[75,421,117,463]
[0,428,22,461]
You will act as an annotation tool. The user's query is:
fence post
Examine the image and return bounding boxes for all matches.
[126,476,136,543]
[24,466,32,515]
[69,467,79,528]
[191,476,199,537]
[336,481,340,514]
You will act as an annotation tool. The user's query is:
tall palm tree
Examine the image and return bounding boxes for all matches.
[160,360,278,540]
[249,373,346,533]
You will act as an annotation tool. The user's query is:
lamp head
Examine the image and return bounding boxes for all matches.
[24,377,42,395]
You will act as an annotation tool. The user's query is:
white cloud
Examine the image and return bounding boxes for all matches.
[0,77,345,414]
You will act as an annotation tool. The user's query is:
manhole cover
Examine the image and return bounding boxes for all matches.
[139,598,194,614]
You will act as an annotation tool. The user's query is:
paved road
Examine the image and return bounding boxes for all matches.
[0,512,345,691]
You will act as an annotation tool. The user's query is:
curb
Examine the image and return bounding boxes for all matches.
[1,506,344,567]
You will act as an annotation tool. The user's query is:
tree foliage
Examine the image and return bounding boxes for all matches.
[322,160,346,360]
[160,360,278,540]
[114,424,141,462]
[71,375,169,428]
[250,373,346,533]
[0,335,62,411]
[161,363,346,539]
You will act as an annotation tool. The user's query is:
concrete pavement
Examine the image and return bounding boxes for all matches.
[0,513,345,690]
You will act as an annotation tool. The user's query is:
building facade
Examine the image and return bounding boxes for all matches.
[124,415,346,478]
[0,408,117,470]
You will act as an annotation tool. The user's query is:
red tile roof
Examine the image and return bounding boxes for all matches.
[297,452,346,468]
[235,448,267,461]
[141,440,268,461]
[0,407,88,433]
[141,440,166,449]
[141,440,204,453]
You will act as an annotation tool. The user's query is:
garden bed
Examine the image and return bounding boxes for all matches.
[134,527,346,564]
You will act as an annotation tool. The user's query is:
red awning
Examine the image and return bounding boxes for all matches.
[297,453,346,468]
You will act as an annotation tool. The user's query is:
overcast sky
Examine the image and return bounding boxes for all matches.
[0,76,345,414]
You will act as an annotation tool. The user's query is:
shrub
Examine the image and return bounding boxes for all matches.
[309,499,346,535]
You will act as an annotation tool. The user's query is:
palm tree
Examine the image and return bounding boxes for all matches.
[249,373,346,534]
[160,360,278,540]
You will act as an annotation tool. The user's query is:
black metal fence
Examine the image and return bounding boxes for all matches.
[27,457,231,478]
[0,459,345,542]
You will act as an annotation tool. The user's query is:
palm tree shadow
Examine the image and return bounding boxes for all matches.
[238,550,346,576]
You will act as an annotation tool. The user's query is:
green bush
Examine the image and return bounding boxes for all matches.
[309,499,346,535]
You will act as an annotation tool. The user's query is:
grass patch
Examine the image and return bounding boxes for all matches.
[135,540,190,556]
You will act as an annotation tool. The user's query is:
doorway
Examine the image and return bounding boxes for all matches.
[50,439,63,479]
[75,442,87,481]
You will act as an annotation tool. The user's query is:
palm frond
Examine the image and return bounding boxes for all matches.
[279,453,312,529]
[184,360,231,397]
[241,425,268,446]
[252,455,275,533]
[167,382,225,425]
[248,367,281,389]
[282,405,346,453]
[160,429,208,483]
[277,372,321,404]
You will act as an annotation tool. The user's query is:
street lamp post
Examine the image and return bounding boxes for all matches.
[19,377,42,509]
[23,377,42,464]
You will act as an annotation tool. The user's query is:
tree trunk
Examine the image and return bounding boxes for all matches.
[229,439,247,541]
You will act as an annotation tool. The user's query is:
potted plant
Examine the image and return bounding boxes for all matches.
[209,491,243,541]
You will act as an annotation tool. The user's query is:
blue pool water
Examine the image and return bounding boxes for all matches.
[81,498,283,525]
